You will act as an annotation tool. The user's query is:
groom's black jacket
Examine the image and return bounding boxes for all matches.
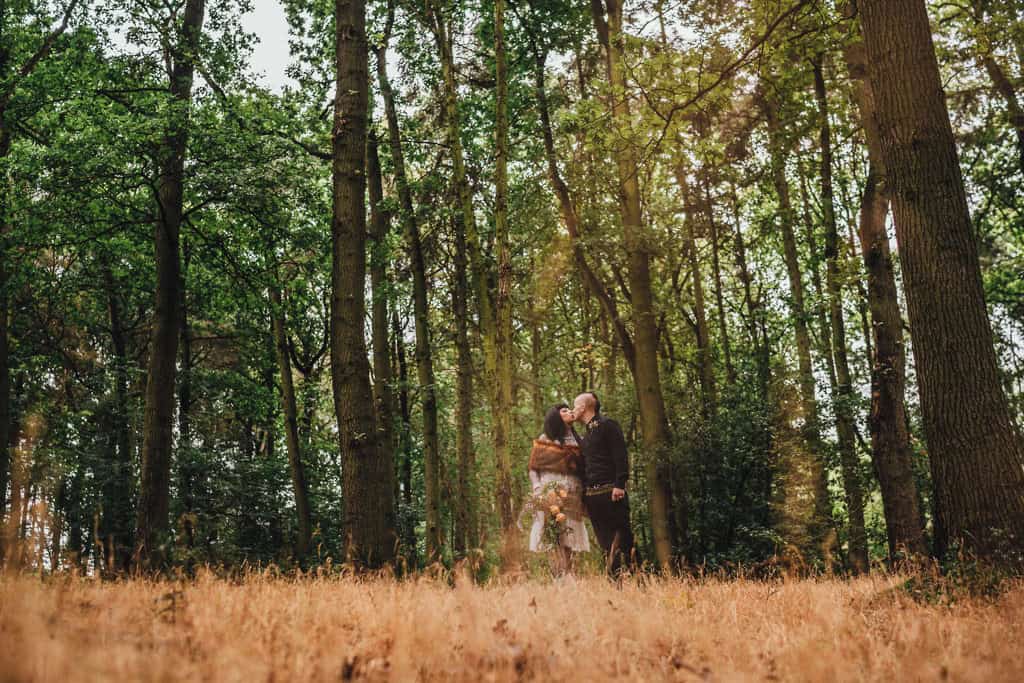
[580,415,629,490]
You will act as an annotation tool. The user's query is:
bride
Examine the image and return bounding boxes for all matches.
[527,403,590,573]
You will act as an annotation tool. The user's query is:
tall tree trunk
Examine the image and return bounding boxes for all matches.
[331,0,395,567]
[860,0,1024,559]
[100,261,134,572]
[4,423,23,570]
[51,477,68,571]
[729,189,774,531]
[596,0,673,570]
[813,56,868,573]
[0,137,10,563]
[134,0,205,570]
[177,241,195,555]
[452,213,477,555]
[760,92,834,559]
[493,0,515,537]
[528,291,543,418]
[392,312,416,567]
[843,42,928,560]
[366,128,396,542]
[270,285,313,559]
[427,1,513,532]
[374,22,441,561]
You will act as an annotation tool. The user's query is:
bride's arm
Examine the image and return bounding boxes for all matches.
[529,468,541,494]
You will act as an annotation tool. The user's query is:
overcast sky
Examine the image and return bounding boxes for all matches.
[240,0,294,91]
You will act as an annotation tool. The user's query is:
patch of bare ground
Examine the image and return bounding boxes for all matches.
[1,572,1022,681]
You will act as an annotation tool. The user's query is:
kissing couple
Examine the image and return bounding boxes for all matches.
[526,391,635,576]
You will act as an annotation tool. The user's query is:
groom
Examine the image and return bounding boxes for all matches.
[573,391,634,575]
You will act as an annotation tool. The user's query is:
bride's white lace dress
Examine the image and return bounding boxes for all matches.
[528,433,591,553]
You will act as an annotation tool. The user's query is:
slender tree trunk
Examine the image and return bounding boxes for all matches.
[860,0,1024,559]
[177,242,195,555]
[392,312,416,567]
[842,222,876,378]
[270,285,313,559]
[493,0,515,537]
[452,213,477,555]
[676,168,716,417]
[4,424,23,570]
[855,55,927,554]
[528,291,543,418]
[761,92,834,559]
[366,128,397,542]
[331,0,395,567]
[51,477,68,571]
[798,171,839,392]
[597,0,673,570]
[100,261,134,572]
[427,1,513,532]
[703,178,735,387]
[0,132,10,563]
[813,56,868,573]
[134,0,205,570]
[843,42,929,560]
[374,27,441,561]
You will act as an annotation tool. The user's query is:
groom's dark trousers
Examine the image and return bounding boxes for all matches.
[580,413,635,575]
[584,486,634,575]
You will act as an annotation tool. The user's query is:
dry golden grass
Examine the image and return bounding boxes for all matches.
[2,570,1022,682]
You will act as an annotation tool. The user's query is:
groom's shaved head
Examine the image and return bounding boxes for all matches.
[573,392,600,417]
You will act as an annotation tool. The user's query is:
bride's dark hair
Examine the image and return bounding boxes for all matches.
[543,403,570,444]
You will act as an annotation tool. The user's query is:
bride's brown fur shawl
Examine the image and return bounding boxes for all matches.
[528,436,582,475]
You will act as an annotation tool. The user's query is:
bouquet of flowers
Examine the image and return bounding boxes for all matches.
[520,481,574,550]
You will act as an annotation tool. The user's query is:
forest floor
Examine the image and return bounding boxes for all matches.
[2,570,1022,682]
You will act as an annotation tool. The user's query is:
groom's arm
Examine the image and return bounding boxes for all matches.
[607,420,628,490]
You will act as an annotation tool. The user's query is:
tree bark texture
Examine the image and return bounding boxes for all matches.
[366,128,396,522]
[0,133,10,561]
[331,0,395,567]
[177,243,195,555]
[134,0,205,570]
[452,212,477,555]
[393,312,417,567]
[812,56,868,573]
[99,261,134,572]
[271,284,314,559]
[374,27,442,560]
[427,1,513,534]
[860,0,1024,559]
[844,42,927,560]
[597,0,673,570]
[493,0,515,535]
